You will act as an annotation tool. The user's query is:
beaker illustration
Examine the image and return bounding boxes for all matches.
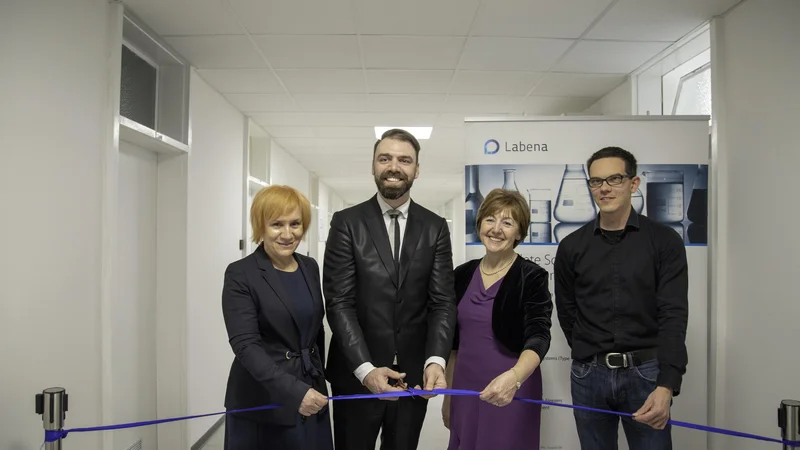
[464,166,484,243]
[642,170,684,223]
[632,188,644,214]
[502,168,519,192]
[687,164,708,225]
[529,223,552,244]
[527,189,551,224]
[554,164,597,223]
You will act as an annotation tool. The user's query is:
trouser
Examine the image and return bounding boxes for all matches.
[331,384,428,450]
[570,355,672,450]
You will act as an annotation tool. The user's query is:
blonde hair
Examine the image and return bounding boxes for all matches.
[475,189,530,248]
[250,185,311,244]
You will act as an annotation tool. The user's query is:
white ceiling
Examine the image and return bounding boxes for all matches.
[124,0,739,209]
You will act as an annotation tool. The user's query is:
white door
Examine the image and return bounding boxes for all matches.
[115,141,158,450]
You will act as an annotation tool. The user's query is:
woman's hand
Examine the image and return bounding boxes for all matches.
[441,396,451,429]
[479,370,519,407]
[298,388,328,416]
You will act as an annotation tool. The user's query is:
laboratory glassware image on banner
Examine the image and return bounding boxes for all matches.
[464,163,708,245]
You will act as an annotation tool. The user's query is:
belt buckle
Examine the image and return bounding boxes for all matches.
[604,352,628,369]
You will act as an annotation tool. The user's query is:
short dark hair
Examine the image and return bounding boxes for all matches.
[373,128,421,158]
[586,146,637,177]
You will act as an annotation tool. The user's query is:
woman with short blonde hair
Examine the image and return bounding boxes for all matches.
[222,185,333,450]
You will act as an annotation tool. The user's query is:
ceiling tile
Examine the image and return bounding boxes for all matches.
[367,94,447,113]
[587,0,740,42]
[532,73,626,97]
[472,0,614,39]
[292,94,370,112]
[313,127,375,139]
[353,0,480,36]
[555,40,671,74]
[365,70,454,94]
[252,35,361,69]
[228,0,355,35]
[305,112,439,127]
[223,93,298,112]
[450,71,543,95]
[249,112,311,127]
[164,36,266,69]
[124,0,243,36]
[443,95,525,114]
[276,70,366,94]
[459,37,573,71]
[196,69,285,94]
[522,95,598,114]
[360,36,466,70]
[263,126,317,138]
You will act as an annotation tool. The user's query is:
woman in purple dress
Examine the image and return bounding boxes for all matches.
[443,188,553,450]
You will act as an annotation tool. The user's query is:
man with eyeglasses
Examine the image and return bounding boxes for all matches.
[554,147,688,450]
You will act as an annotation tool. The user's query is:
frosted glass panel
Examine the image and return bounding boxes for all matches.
[673,66,711,116]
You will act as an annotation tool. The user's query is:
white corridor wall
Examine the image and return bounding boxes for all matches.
[710,0,800,449]
[185,71,247,445]
[0,0,112,448]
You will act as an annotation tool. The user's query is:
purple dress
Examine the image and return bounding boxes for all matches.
[447,268,543,450]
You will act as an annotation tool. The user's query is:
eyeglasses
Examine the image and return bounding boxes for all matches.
[588,174,631,189]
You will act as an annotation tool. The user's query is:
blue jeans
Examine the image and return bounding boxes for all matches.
[570,357,672,450]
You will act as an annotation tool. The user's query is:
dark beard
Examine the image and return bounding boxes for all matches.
[374,172,413,200]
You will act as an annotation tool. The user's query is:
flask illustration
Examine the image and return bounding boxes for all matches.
[642,170,684,223]
[527,188,552,243]
[502,168,519,192]
[464,165,484,243]
[632,188,644,214]
[553,164,597,223]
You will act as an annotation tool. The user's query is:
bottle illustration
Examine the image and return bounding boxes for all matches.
[553,164,597,223]
[642,170,684,223]
[502,168,519,192]
[464,165,484,243]
[527,188,552,243]
[686,165,708,225]
[686,164,708,244]
[632,188,644,214]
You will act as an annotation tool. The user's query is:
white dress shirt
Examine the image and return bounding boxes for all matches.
[352,195,447,385]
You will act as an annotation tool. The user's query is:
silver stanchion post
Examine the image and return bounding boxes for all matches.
[36,387,68,450]
[779,399,800,449]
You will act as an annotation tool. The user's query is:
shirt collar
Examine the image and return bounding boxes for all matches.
[593,206,640,234]
[376,195,410,219]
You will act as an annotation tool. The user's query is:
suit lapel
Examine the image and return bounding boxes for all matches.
[255,247,301,342]
[366,197,398,287]
[399,202,423,287]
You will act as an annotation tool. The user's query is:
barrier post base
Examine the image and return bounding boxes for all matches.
[779,399,800,449]
[36,387,68,450]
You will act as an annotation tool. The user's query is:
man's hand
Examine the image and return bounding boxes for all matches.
[363,367,406,401]
[414,363,446,399]
[479,370,518,407]
[633,386,672,429]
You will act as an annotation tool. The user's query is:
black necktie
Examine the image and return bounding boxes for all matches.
[388,209,401,278]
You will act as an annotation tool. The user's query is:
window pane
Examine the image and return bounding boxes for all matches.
[120,45,157,129]
[673,65,711,116]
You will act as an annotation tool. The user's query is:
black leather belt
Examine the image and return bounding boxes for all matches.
[596,348,658,369]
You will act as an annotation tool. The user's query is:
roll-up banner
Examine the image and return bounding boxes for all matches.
[463,116,709,450]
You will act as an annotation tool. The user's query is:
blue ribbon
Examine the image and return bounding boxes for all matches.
[44,388,800,447]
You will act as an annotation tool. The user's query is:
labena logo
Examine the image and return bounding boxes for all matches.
[484,139,548,154]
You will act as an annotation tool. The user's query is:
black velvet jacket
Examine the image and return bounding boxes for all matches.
[452,255,553,360]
